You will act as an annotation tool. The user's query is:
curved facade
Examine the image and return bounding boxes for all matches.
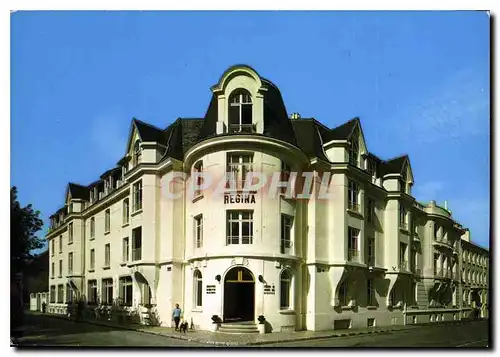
[45,65,489,332]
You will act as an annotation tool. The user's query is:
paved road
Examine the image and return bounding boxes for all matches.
[265,320,490,348]
[13,314,207,347]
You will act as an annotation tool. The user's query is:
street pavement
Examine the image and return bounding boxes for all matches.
[13,313,489,348]
[263,320,490,348]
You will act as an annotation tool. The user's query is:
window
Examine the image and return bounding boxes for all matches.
[366,197,374,223]
[51,262,55,278]
[67,285,74,304]
[193,161,203,197]
[399,205,407,230]
[59,235,63,253]
[88,280,97,305]
[348,227,359,262]
[123,199,129,225]
[367,278,374,306]
[281,214,293,253]
[132,227,142,261]
[226,211,253,245]
[194,215,203,248]
[51,240,55,256]
[68,223,73,244]
[133,180,143,211]
[367,237,375,266]
[122,238,129,262]
[194,270,203,308]
[348,180,359,211]
[228,89,253,133]
[280,161,292,194]
[90,217,95,239]
[90,249,95,270]
[349,135,359,166]
[104,243,110,267]
[133,140,142,166]
[280,269,292,309]
[57,284,64,303]
[338,281,348,306]
[50,286,56,303]
[119,276,133,306]
[59,260,63,277]
[68,252,73,275]
[434,224,440,240]
[102,278,113,305]
[367,159,376,180]
[105,209,110,232]
[227,153,253,190]
[400,243,408,270]
[434,253,440,276]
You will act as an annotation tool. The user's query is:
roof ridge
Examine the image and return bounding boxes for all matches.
[133,117,165,132]
[384,154,409,163]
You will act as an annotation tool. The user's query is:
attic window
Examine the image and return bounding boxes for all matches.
[133,140,142,166]
[349,138,359,167]
[228,89,254,133]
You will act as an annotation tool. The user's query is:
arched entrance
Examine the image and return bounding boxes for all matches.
[223,267,255,322]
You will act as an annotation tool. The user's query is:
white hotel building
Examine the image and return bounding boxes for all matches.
[46,65,489,332]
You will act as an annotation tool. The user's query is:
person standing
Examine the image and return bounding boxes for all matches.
[172,303,182,331]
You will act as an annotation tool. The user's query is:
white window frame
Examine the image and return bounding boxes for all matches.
[399,205,407,230]
[90,217,95,240]
[280,269,293,310]
[226,210,253,245]
[226,153,253,190]
[102,278,113,305]
[59,235,63,253]
[193,161,203,197]
[348,227,359,262]
[122,237,129,263]
[133,180,143,212]
[90,249,95,270]
[59,259,62,278]
[133,140,142,166]
[119,276,133,306]
[281,214,293,254]
[68,252,73,275]
[123,199,130,224]
[349,136,359,166]
[68,223,73,244]
[228,90,253,132]
[348,180,359,212]
[88,280,97,305]
[105,209,111,233]
[366,197,374,223]
[194,270,203,308]
[367,237,375,266]
[194,215,203,248]
[104,243,110,267]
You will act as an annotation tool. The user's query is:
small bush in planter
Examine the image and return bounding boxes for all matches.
[211,315,221,324]
[257,315,266,324]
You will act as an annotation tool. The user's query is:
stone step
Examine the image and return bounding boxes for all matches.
[219,322,259,334]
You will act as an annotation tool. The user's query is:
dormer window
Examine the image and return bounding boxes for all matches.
[367,159,376,182]
[133,140,142,166]
[349,136,359,167]
[229,89,254,133]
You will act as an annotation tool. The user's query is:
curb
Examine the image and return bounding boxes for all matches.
[36,313,487,347]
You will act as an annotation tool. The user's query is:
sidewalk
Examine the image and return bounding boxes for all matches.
[36,312,485,346]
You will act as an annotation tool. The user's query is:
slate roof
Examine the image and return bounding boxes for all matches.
[379,155,408,176]
[291,119,329,162]
[133,118,168,144]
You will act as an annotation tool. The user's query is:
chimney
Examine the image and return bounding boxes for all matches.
[290,112,301,120]
[444,200,448,210]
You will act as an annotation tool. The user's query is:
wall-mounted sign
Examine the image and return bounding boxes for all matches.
[206,285,216,294]
[224,193,256,204]
[264,284,275,295]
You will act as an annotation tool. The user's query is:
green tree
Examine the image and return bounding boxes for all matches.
[11,186,44,277]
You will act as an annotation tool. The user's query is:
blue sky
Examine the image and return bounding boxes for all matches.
[11,11,490,250]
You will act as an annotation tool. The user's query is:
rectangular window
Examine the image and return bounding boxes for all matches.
[68,223,73,244]
[348,180,359,212]
[50,285,56,303]
[194,271,203,308]
[90,217,95,239]
[119,276,133,306]
[400,242,408,270]
[194,215,203,248]
[123,199,129,224]
[105,209,110,232]
[132,227,142,261]
[51,262,55,278]
[281,214,293,254]
[367,160,376,180]
[338,281,348,306]
[133,180,143,212]
[102,278,113,305]
[366,197,374,223]
[57,284,64,303]
[367,237,375,266]
[280,161,292,194]
[399,205,407,230]
[68,252,73,275]
[104,243,110,267]
[51,240,55,256]
[367,278,374,306]
[67,285,74,304]
[349,137,359,166]
[88,280,97,305]
[348,227,359,262]
[59,235,63,253]
[226,211,254,245]
[193,161,203,197]
[90,249,95,270]
[226,153,253,190]
[59,260,63,277]
[122,237,129,262]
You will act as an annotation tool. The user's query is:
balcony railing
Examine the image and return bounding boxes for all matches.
[228,124,256,133]
[399,222,409,231]
[348,202,360,212]
[132,248,142,261]
[348,249,359,263]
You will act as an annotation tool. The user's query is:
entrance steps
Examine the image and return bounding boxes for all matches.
[218,321,259,334]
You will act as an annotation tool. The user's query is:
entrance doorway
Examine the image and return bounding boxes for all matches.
[223,267,255,322]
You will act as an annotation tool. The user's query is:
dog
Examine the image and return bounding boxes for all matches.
[179,319,189,334]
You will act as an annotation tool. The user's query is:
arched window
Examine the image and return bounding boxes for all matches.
[280,269,292,309]
[194,270,203,308]
[133,140,142,166]
[228,89,253,133]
